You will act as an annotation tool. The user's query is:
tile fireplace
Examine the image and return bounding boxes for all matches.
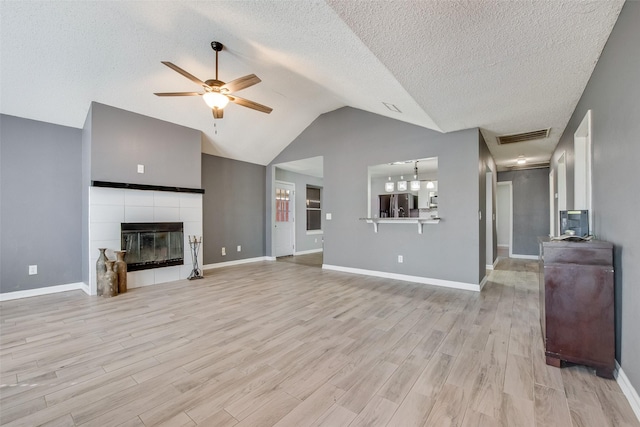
[88,184,203,295]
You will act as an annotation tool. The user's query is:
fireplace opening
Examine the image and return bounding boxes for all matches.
[121,222,184,271]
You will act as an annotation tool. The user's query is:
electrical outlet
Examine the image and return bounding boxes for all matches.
[326,213,332,220]
[237,245,241,252]
[315,238,318,243]
[398,255,403,263]
[137,164,145,174]
[221,247,226,256]
[29,265,38,275]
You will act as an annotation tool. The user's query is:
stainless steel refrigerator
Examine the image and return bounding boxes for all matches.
[379,193,416,218]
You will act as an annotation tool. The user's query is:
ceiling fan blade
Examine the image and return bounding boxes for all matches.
[161,61,210,88]
[154,92,203,97]
[228,95,273,114]
[212,107,224,119]
[221,74,261,93]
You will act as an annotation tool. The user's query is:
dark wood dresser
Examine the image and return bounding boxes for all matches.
[538,238,615,378]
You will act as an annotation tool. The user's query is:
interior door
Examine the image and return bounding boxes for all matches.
[274,182,295,257]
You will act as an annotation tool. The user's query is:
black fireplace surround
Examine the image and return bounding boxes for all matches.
[121,222,184,271]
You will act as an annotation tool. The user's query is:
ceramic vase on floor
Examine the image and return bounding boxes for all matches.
[103,260,118,298]
[114,251,127,294]
[96,248,108,296]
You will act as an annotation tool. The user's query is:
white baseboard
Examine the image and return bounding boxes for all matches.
[486,258,499,270]
[616,361,640,422]
[0,282,88,301]
[322,264,481,292]
[203,256,273,270]
[294,248,323,256]
[510,254,539,260]
[79,282,91,295]
[479,275,488,290]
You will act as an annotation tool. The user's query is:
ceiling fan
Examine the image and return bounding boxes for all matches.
[154,41,272,119]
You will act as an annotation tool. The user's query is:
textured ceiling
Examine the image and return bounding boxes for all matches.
[0,1,623,169]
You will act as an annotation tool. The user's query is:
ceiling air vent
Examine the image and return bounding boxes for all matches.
[497,128,550,145]
[507,161,550,171]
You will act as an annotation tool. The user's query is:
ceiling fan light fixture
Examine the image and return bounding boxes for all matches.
[156,41,272,118]
[203,92,229,109]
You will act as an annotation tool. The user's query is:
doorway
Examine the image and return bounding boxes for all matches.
[271,157,324,262]
[486,171,495,268]
[556,152,567,236]
[274,181,295,257]
[496,181,512,258]
[574,110,593,233]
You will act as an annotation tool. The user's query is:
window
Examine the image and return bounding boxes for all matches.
[275,187,291,222]
[306,186,322,232]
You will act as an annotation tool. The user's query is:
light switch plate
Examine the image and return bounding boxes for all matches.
[326,213,332,220]
[29,265,37,275]
[137,164,145,174]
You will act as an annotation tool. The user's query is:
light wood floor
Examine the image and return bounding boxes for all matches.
[277,252,323,268]
[1,258,638,427]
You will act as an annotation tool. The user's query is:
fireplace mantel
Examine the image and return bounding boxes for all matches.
[92,180,204,194]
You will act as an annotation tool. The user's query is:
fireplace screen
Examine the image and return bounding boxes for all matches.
[121,222,184,271]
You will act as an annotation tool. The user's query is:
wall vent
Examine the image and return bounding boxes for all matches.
[383,102,402,113]
[506,161,550,171]
[497,128,550,145]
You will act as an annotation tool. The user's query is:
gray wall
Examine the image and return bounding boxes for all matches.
[267,107,485,286]
[275,168,324,253]
[89,102,201,188]
[1,114,82,293]
[498,168,550,256]
[551,1,640,390]
[202,154,266,264]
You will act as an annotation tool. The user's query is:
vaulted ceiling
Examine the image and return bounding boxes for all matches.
[0,1,623,169]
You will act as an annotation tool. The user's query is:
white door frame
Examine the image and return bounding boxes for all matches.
[574,110,593,233]
[274,180,295,257]
[549,169,555,236]
[486,171,495,269]
[557,152,567,236]
[497,181,513,258]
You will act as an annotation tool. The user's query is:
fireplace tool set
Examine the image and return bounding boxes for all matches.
[188,235,204,280]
